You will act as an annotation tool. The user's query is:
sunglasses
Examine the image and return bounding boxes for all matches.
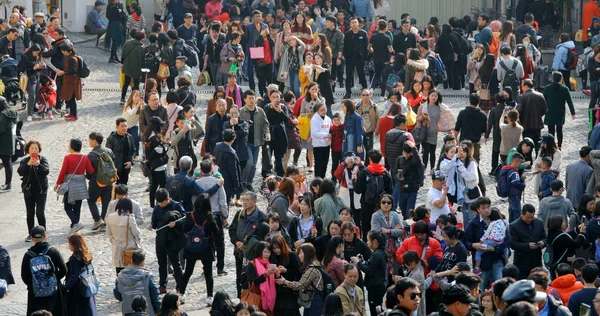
[409,292,422,300]
[381,200,392,205]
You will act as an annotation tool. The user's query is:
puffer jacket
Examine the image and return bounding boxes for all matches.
[105,131,135,173]
[552,41,575,71]
[550,273,584,305]
[396,148,422,193]
[385,128,410,176]
[114,267,161,316]
[404,58,429,90]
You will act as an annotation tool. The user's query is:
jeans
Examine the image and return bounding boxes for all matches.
[480,260,503,292]
[26,75,38,116]
[127,125,140,157]
[288,71,300,97]
[25,191,47,233]
[180,257,213,295]
[88,181,113,222]
[304,291,324,316]
[313,146,330,179]
[0,155,12,185]
[64,193,82,226]
[398,191,418,220]
[208,62,222,88]
[462,201,474,230]
[342,133,363,160]
[156,242,183,289]
[547,124,564,148]
[121,75,140,100]
[243,145,261,187]
[475,240,508,261]
[508,194,522,223]
[149,169,167,207]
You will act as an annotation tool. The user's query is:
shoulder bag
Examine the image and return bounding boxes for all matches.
[121,215,138,267]
[543,232,568,267]
[298,266,322,308]
[241,262,262,307]
[57,155,84,195]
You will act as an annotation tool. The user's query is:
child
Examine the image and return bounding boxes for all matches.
[538,157,555,200]
[473,208,509,275]
[36,75,57,119]
[329,113,344,185]
[339,207,360,239]
[402,250,427,316]
[437,134,457,169]
[497,153,526,223]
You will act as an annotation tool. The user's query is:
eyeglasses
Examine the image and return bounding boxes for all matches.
[381,200,392,205]
[409,292,422,300]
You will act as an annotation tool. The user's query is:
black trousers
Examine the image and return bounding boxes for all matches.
[367,284,387,316]
[214,214,225,270]
[363,132,374,166]
[331,150,342,183]
[522,128,541,155]
[256,63,273,96]
[24,191,47,233]
[88,181,112,222]
[149,169,167,207]
[234,248,244,298]
[54,75,64,109]
[121,75,140,100]
[371,62,385,90]
[0,155,12,185]
[313,146,330,179]
[491,150,500,171]
[547,124,564,148]
[66,97,77,117]
[346,58,367,94]
[156,242,183,290]
[560,69,572,90]
[180,257,213,296]
[361,203,376,240]
[422,142,437,170]
[117,167,131,185]
[261,143,272,178]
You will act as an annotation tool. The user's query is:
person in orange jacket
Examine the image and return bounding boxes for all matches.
[550,262,584,305]
[395,220,443,276]
[582,0,600,42]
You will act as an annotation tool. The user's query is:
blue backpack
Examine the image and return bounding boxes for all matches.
[427,53,447,85]
[79,262,100,298]
[187,213,210,252]
[495,168,511,198]
[28,247,58,298]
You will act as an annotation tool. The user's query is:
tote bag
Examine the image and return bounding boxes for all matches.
[156,62,170,80]
[298,114,311,140]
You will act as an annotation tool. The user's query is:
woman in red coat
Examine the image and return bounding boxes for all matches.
[378,103,402,159]
[59,42,82,121]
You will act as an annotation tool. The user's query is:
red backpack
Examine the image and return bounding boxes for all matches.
[564,47,579,70]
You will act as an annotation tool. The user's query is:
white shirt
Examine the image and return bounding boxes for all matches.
[427,187,450,223]
[310,114,332,147]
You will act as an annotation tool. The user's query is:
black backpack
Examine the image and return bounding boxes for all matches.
[364,169,386,201]
[77,56,90,78]
[315,265,335,296]
[166,175,187,204]
[453,32,472,56]
[499,60,519,89]
[142,45,159,73]
[181,42,199,67]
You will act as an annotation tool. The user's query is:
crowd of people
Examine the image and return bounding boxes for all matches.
[5,0,600,316]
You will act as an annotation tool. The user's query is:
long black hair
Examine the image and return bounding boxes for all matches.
[479,54,495,83]
[322,293,344,316]
[322,236,343,268]
[210,291,235,316]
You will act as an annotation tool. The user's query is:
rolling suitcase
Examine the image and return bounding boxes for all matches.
[534,66,551,91]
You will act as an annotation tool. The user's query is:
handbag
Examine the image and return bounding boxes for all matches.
[121,215,138,267]
[297,268,322,308]
[19,73,28,92]
[479,76,492,101]
[156,62,170,80]
[298,114,311,140]
[466,185,482,200]
[241,282,261,307]
[250,47,265,59]
[57,155,84,195]
[410,125,427,145]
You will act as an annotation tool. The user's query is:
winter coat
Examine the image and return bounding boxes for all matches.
[265,105,290,154]
[550,273,584,305]
[548,228,586,269]
[64,256,97,316]
[353,165,394,206]
[509,217,546,279]
[213,142,242,196]
[552,41,575,71]
[315,193,346,232]
[60,55,82,101]
[205,113,229,153]
[0,108,17,156]
[17,53,42,77]
[114,267,161,315]
[229,207,267,247]
[0,245,14,285]
[538,195,575,229]
[106,131,135,173]
[106,212,142,268]
[485,102,506,152]
[543,83,575,126]
[385,128,409,176]
[18,155,50,193]
[371,210,405,249]
[220,41,245,74]
[404,58,429,93]
[268,191,292,229]
[171,122,204,165]
[463,214,511,270]
[335,281,367,315]
[224,119,250,162]
[565,160,593,210]
[121,39,145,80]
[42,37,68,71]
[343,111,364,144]
[138,105,168,141]
[239,106,270,146]
[396,150,422,193]
[278,42,306,87]
[517,89,547,130]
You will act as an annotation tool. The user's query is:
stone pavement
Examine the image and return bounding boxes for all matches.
[0,39,593,315]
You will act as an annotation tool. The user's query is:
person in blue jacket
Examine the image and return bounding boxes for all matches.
[552,33,575,90]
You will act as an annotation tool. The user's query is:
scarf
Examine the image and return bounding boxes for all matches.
[367,163,386,175]
[226,84,243,108]
[254,258,276,311]
[131,12,141,22]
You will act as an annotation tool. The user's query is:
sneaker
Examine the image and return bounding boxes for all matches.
[307,167,314,173]
[70,223,84,234]
[159,287,167,294]
[47,112,54,120]
[66,116,78,121]
[217,269,228,276]
[0,184,11,192]
[64,114,72,119]
[120,98,126,105]
[473,268,481,276]
[206,296,213,306]
[90,220,104,231]
[26,115,32,122]
[32,113,41,120]
[179,294,185,304]
[25,235,32,242]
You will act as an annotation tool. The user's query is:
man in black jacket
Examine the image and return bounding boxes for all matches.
[392,19,416,58]
[203,22,226,88]
[205,99,229,155]
[385,115,410,174]
[454,94,488,163]
[214,129,243,203]
[343,17,368,99]
[509,204,547,280]
[42,28,68,111]
[106,117,135,185]
[88,132,117,231]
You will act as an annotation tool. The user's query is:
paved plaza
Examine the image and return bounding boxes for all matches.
[0,35,594,315]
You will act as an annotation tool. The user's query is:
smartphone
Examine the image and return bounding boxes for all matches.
[31,152,38,160]
[184,119,190,126]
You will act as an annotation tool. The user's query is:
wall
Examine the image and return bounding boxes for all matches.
[385,0,496,28]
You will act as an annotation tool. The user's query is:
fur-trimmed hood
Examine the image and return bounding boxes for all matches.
[407,58,429,70]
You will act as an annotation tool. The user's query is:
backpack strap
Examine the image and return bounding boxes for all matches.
[511,61,517,70]
[499,60,509,71]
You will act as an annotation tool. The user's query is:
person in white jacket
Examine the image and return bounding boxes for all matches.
[106,184,144,226]
[106,197,142,276]
[456,141,480,229]
[311,102,332,178]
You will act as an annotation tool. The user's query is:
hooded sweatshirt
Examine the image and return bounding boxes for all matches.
[115,267,161,315]
[538,195,575,229]
[550,274,583,305]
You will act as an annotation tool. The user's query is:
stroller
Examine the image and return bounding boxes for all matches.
[0,57,25,108]
[35,75,57,119]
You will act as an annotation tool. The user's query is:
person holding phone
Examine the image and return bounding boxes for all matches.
[18,140,50,242]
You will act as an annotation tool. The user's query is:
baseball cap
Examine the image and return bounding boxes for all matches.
[94,1,106,6]
[441,284,476,305]
[431,170,446,180]
[501,280,547,305]
[34,12,45,18]
[594,16,600,23]
[30,225,46,238]
[184,13,193,19]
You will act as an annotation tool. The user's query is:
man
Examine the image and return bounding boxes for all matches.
[335,264,367,315]
[239,90,270,191]
[517,79,547,150]
[388,274,421,316]
[583,0,600,42]
[0,28,18,58]
[453,273,484,316]
[515,13,540,48]
[356,90,379,158]
[350,0,373,23]
[353,149,393,240]
[148,188,186,294]
[139,92,168,142]
[86,1,106,35]
[214,129,243,203]
[538,179,575,228]
[567,264,598,315]
[454,94,488,163]
[203,22,226,87]
[343,18,368,99]
[114,250,161,315]
[49,6,60,19]
[427,170,451,223]
[87,132,117,230]
[175,56,192,84]
[229,191,267,298]
[196,160,228,275]
[274,6,288,24]
[42,28,68,112]
[586,16,600,48]
[509,204,546,279]
[464,197,511,291]
[176,13,197,44]
[497,46,525,97]
[566,146,593,206]
[106,118,135,185]
[437,284,477,316]
[393,19,416,57]
[385,114,410,174]
[337,10,350,34]
[166,156,221,212]
[8,12,28,60]
[528,272,571,316]
[501,279,547,308]
[324,16,344,89]
[396,220,443,276]
[474,14,492,52]
[551,263,584,305]
[21,226,67,316]
[449,17,469,90]
[369,20,394,92]
[31,12,47,36]
[245,11,268,91]
[205,99,229,155]
[106,184,144,225]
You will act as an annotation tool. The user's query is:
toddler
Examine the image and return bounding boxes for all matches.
[474,208,509,275]
[538,157,555,200]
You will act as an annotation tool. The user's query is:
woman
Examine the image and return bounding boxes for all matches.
[354,230,388,316]
[157,293,187,316]
[384,87,408,118]
[456,141,481,228]
[543,72,575,149]
[436,225,468,275]
[478,53,499,113]
[275,243,325,316]
[105,197,141,275]
[144,34,160,80]
[282,92,302,168]
[289,194,323,249]
[291,12,314,46]
[164,89,182,142]
[552,33,576,90]
[315,179,346,232]
[227,20,246,44]
[270,235,301,316]
[299,52,315,96]
[436,24,458,90]
[210,291,236,316]
[341,100,363,158]
[120,30,145,104]
[54,138,94,233]
[515,44,535,85]
[575,194,595,260]
[425,24,438,52]
[205,88,235,126]
[275,20,292,65]
[254,28,276,96]
[180,194,221,305]
[158,32,176,90]
[322,236,345,287]
[312,53,334,116]
[125,3,145,39]
[406,80,424,112]
[279,35,307,97]
[499,109,523,165]
[506,137,535,171]
[266,101,291,176]
[370,194,405,282]
[533,133,562,196]
[588,45,600,109]
[59,42,82,121]
[340,221,371,287]
[64,233,97,316]
[267,212,292,249]
[17,44,45,121]
[498,21,516,54]
[310,102,331,178]
[421,75,434,100]
[416,89,445,170]
[104,0,126,64]
[378,103,402,160]
[404,48,429,90]
[479,290,496,316]
[467,44,485,94]
[547,215,586,275]
[269,177,295,229]
[311,34,332,66]
[143,118,169,207]
[244,241,277,315]
[322,293,343,316]
[243,222,271,260]
[122,90,143,160]
[18,140,49,242]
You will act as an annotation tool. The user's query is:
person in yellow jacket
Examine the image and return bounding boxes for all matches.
[334,264,367,316]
